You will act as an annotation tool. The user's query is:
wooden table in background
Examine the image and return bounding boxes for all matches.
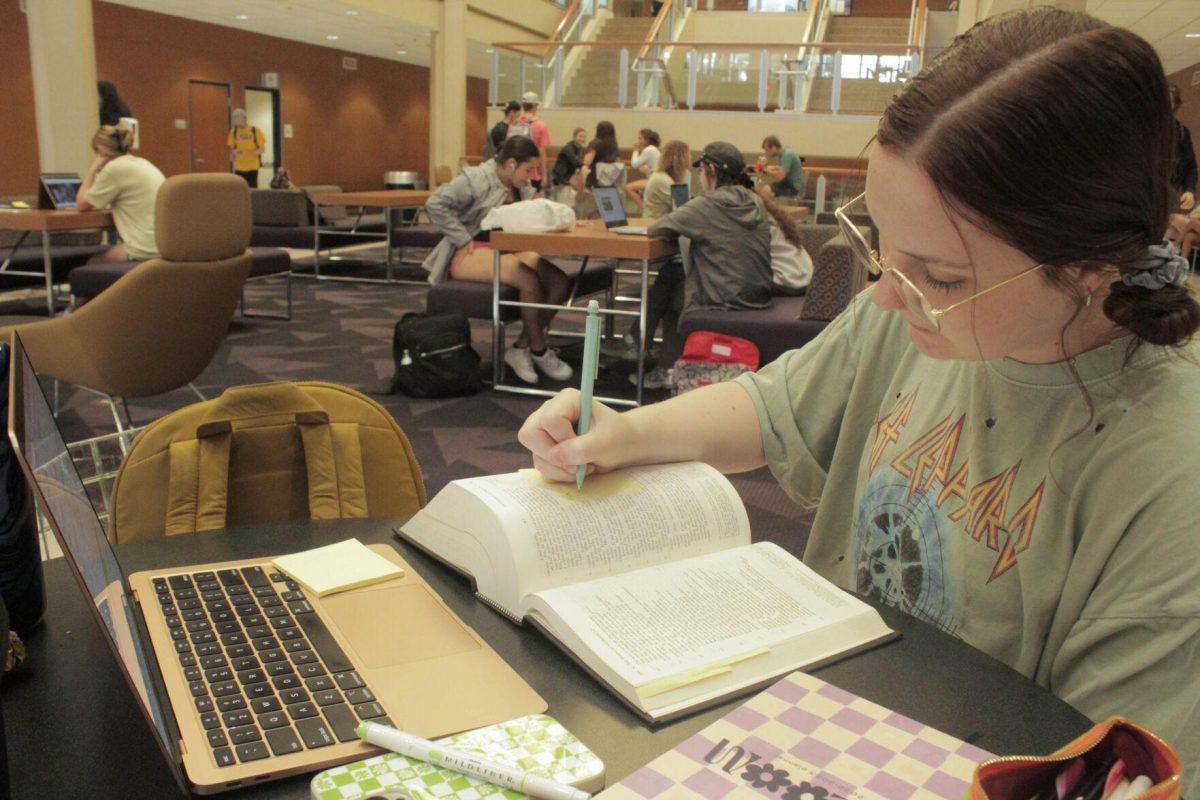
[489,219,678,406]
[0,208,113,315]
[307,189,432,283]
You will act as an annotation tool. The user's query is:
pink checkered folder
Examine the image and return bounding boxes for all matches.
[597,671,993,800]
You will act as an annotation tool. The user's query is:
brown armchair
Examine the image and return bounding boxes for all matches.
[0,174,253,431]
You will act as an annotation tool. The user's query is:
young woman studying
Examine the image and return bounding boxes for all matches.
[422,136,574,385]
[76,125,165,264]
[640,140,691,220]
[518,9,1200,795]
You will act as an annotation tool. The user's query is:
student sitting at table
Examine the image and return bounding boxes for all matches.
[765,197,812,295]
[641,139,691,220]
[550,127,588,201]
[422,135,573,385]
[519,9,1200,795]
[621,141,773,389]
[76,125,165,264]
[625,128,662,208]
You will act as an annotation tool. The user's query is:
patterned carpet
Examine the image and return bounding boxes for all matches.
[32,266,814,556]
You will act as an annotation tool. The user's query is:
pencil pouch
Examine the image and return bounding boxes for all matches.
[967,717,1181,800]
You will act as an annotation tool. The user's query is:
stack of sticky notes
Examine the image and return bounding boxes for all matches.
[273,539,404,597]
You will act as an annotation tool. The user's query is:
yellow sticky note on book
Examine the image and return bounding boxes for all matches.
[273,539,404,598]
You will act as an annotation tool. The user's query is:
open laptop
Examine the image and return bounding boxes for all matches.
[593,185,648,235]
[6,333,544,794]
[670,183,690,210]
[37,173,82,210]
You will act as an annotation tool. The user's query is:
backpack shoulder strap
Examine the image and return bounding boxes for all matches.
[162,383,369,534]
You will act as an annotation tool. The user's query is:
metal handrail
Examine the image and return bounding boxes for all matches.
[636,0,676,62]
[913,0,928,58]
[548,0,583,44]
[494,40,921,53]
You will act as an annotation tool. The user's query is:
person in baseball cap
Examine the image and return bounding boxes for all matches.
[692,141,753,187]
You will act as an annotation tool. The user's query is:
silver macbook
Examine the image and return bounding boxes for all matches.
[593,186,647,235]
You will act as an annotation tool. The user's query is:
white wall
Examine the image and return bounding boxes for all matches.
[684,11,809,43]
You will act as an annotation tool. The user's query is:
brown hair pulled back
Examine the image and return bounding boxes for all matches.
[877,8,1198,347]
[92,125,134,158]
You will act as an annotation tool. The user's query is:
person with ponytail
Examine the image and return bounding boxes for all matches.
[519,10,1200,792]
[76,125,165,263]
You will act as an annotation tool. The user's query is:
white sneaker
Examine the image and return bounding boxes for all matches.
[531,348,573,381]
[504,346,538,384]
[629,366,672,390]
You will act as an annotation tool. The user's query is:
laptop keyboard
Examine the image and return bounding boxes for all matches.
[152,566,391,768]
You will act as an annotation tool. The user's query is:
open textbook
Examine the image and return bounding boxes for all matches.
[398,462,896,723]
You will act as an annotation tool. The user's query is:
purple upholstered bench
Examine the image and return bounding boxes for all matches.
[390,224,443,249]
[678,297,827,365]
[69,247,293,319]
[0,244,111,285]
[676,224,870,366]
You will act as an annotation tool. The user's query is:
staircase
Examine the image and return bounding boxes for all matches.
[807,16,909,114]
[559,15,656,107]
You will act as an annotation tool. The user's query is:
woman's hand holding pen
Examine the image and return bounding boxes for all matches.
[518,389,627,482]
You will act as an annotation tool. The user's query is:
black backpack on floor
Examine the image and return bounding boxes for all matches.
[389,312,482,398]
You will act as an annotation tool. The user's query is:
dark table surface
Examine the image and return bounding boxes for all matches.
[2,517,1091,798]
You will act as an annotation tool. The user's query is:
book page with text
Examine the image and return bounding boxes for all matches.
[453,462,750,604]
[530,542,869,688]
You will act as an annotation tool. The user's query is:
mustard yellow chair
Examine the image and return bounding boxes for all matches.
[0,173,253,431]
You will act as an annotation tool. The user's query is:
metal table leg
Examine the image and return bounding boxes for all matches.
[492,248,503,388]
[312,218,322,279]
[42,236,54,316]
[385,207,394,283]
[636,257,649,406]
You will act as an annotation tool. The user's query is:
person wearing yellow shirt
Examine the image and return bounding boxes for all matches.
[228,108,265,187]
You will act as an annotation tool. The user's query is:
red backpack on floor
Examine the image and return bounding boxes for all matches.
[671,332,760,395]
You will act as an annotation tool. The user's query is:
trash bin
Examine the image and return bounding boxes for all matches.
[385,171,423,225]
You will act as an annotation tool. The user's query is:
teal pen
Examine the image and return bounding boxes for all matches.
[576,300,601,489]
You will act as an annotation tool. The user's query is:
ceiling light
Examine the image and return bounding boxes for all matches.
[346,10,359,15]
[396,50,407,55]
[327,35,339,40]
[235,14,249,20]
[1187,32,1200,38]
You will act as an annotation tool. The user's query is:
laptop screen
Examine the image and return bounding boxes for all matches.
[40,174,81,209]
[7,335,180,779]
[671,183,690,210]
[593,186,627,228]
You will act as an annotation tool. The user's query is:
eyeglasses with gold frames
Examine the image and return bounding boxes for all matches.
[834,192,1045,332]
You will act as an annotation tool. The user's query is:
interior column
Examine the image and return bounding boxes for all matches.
[430,0,467,186]
[25,0,98,176]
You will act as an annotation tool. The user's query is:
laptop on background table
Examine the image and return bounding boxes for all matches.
[37,173,82,210]
[6,332,544,794]
[670,183,690,210]
[593,185,649,235]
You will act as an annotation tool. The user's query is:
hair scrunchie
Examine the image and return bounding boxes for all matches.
[1122,240,1191,290]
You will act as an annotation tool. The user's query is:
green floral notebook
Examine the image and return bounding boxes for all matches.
[310,715,605,800]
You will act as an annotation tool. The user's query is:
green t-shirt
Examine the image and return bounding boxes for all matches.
[779,148,804,193]
[736,291,1200,795]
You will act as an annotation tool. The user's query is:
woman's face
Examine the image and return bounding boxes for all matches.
[865,142,1103,363]
[699,164,716,192]
[636,132,646,149]
[574,130,587,148]
[501,158,536,189]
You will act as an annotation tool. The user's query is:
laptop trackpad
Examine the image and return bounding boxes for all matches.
[322,584,479,668]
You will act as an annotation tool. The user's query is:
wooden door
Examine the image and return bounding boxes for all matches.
[188,80,231,173]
